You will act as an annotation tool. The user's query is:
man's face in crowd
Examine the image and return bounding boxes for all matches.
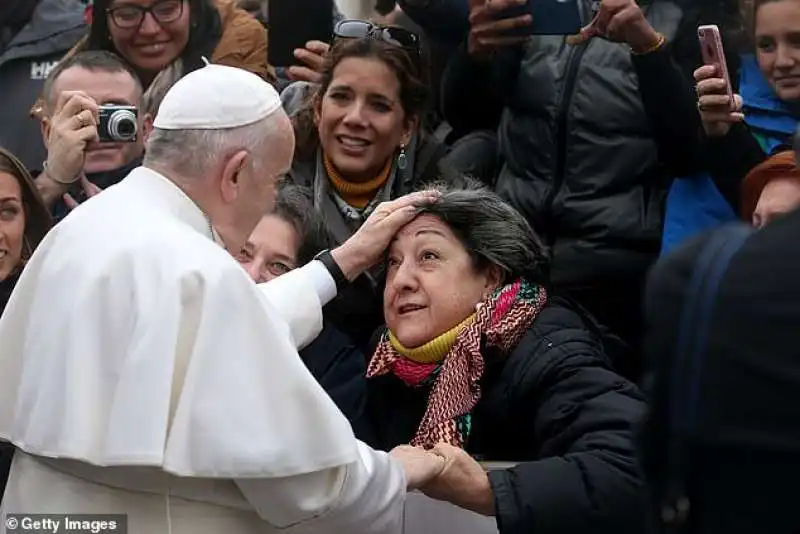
[755,0,800,101]
[46,66,144,174]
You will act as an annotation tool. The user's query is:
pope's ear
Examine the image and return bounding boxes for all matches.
[41,117,51,149]
[220,150,248,203]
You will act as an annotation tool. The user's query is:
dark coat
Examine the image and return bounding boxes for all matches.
[643,211,800,533]
[366,298,648,533]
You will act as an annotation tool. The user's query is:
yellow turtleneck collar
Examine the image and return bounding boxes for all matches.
[324,153,392,209]
[388,314,476,364]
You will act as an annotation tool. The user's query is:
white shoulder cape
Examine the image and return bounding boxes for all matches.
[0,167,359,478]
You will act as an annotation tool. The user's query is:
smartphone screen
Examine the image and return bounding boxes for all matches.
[267,0,334,67]
[498,0,583,36]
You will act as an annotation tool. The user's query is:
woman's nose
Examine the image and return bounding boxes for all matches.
[342,102,368,126]
[137,13,162,35]
[243,260,263,283]
[775,44,795,68]
[390,261,418,291]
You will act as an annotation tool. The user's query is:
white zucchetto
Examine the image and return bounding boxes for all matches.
[153,64,283,130]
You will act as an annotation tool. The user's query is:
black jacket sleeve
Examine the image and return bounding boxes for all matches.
[703,122,768,210]
[440,42,524,133]
[488,306,648,534]
[632,46,705,176]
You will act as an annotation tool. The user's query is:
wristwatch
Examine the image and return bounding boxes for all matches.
[313,249,349,292]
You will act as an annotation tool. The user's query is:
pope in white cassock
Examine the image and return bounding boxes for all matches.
[0,64,446,533]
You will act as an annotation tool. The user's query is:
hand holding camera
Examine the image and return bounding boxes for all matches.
[45,91,99,185]
[45,91,139,186]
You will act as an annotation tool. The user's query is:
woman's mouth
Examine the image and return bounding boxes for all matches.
[398,303,426,315]
[135,42,168,55]
[336,135,371,155]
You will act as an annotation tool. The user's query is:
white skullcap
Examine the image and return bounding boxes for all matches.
[153,64,282,130]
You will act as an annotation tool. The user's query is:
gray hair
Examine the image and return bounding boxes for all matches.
[143,117,275,177]
[416,178,549,284]
[141,59,184,117]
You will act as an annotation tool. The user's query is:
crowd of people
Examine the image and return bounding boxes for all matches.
[1,0,800,532]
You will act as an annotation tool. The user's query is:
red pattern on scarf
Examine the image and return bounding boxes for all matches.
[367,279,547,449]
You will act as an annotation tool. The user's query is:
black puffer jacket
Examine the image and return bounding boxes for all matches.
[366,297,648,533]
[442,1,686,287]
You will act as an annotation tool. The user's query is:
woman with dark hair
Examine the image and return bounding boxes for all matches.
[0,148,52,316]
[288,29,457,345]
[364,181,647,533]
[0,146,52,501]
[75,0,271,86]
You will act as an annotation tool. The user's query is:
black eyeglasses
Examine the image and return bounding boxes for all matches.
[333,20,421,56]
[106,0,184,30]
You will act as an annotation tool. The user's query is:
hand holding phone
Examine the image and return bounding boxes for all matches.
[695,25,744,137]
[466,0,532,58]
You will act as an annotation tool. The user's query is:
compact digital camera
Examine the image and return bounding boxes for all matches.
[98,104,138,143]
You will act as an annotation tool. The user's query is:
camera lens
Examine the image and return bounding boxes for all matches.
[108,109,138,142]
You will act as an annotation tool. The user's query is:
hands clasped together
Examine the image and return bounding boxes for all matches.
[390,443,496,516]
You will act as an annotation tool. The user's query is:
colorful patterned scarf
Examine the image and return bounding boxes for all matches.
[367,279,547,449]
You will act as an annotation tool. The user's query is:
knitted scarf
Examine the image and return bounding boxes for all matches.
[367,279,547,449]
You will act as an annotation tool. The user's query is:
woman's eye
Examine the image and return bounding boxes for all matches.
[0,207,20,221]
[420,251,438,262]
[387,256,400,267]
[269,262,292,276]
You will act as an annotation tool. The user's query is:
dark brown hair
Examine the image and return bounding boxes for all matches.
[292,36,429,161]
[0,148,53,263]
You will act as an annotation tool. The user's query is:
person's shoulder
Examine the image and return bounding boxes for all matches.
[215,0,266,42]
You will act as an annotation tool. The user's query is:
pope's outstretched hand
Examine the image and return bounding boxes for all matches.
[332,190,439,280]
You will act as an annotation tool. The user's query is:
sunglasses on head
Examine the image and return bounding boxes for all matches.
[333,20,421,56]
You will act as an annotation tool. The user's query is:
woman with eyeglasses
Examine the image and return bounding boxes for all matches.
[72,0,272,87]
[286,25,459,346]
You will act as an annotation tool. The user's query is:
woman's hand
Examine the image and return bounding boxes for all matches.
[694,64,744,137]
[569,0,662,52]
[287,40,330,84]
[419,443,496,516]
[467,0,532,59]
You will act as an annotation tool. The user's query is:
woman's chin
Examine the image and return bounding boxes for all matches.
[390,326,430,350]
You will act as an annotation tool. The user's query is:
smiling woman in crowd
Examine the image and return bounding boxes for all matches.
[75,0,270,87]
[288,30,456,345]
[364,182,647,533]
[0,147,51,499]
[0,148,51,316]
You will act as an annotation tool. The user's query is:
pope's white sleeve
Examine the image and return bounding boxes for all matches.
[256,260,336,349]
[235,441,406,534]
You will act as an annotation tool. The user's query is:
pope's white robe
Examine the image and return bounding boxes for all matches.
[0,167,405,533]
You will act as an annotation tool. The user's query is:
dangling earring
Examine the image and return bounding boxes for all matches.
[397,144,408,171]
